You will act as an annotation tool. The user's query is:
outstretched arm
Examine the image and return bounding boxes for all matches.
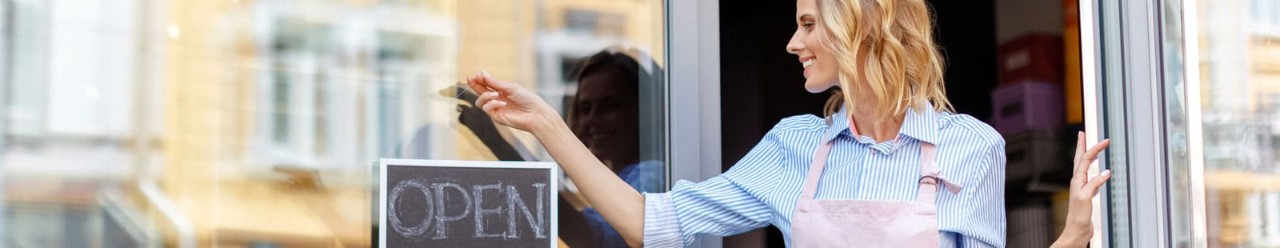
[466,72,646,247]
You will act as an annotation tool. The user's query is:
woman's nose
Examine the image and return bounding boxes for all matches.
[786,31,804,55]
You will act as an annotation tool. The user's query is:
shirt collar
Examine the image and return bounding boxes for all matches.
[823,103,940,145]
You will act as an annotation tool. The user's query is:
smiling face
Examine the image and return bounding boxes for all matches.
[787,0,841,93]
[570,64,641,172]
[790,0,956,117]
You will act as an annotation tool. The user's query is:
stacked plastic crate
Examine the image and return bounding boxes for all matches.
[994,33,1070,248]
[997,0,1092,245]
[995,33,1071,192]
[1008,195,1055,248]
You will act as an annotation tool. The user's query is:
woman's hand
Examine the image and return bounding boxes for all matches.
[465,71,559,133]
[467,70,646,246]
[1051,132,1112,248]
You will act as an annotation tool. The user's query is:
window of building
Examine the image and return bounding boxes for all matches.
[1,1,667,247]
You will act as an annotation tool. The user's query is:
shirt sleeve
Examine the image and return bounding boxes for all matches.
[643,193,683,247]
[641,126,791,247]
[959,235,999,248]
[952,140,1007,248]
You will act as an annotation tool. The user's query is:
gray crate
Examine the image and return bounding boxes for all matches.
[1007,201,1054,248]
[1005,129,1070,192]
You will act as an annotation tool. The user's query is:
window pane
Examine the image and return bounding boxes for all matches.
[1,0,668,247]
[1095,0,1134,245]
[1169,0,1280,246]
[1160,0,1195,246]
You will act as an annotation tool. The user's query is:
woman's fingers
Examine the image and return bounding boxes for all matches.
[467,75,490,95]
[466,71,507,94]
[1083,170,1112,196]
[1081,140,1110,164]
[467,72,501,96]
[481,97,508,114]
[477,71,524,95]
[1073,132,1087,175]
[468,71,534,108]
[475,91,502,112]
[1074,139,1110,193]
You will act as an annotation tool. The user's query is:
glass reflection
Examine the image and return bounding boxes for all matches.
[561,48,665,247]
[1168,0,1280,247]
[1,0,666,247]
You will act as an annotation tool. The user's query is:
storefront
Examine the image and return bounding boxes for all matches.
[0,0,1274,247]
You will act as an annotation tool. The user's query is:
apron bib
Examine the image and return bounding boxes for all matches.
[790,119,962,247]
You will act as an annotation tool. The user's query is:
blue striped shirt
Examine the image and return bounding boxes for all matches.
[642,104,1007,247]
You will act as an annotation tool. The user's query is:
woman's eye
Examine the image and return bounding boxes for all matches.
[803,23,815,31]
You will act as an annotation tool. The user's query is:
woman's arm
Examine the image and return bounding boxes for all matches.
[467,72,646,247]
[1050,132,1112,248]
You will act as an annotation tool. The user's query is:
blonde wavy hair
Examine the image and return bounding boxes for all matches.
[817,0,953,118]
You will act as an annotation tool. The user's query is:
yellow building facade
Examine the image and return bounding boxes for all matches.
[157,0,662,246]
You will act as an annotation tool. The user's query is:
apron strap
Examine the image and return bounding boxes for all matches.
[800,140,835,200]
[793,116,844,200]
[800,117,840,200]
[801,117,963,202]
[917,142,963,203]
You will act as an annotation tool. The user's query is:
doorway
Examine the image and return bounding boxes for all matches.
[719,0,1081,246]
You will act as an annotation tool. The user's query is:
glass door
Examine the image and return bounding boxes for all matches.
[1088,0,1280,247]
[1086,0,1181,246]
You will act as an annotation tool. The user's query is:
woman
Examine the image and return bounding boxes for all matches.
[466,0,1112,246]
[567,47,667,247]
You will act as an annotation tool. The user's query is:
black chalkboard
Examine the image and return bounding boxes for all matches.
[379,159,558,248]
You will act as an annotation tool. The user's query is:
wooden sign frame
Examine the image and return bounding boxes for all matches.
[378,159,558,248]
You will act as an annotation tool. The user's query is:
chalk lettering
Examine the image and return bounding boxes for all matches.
[506,183,547,239]
[472,183,506,238]
[431,182,473,239]
[381,161,556,247]
[390,179,548,240]
[388,179,434,240]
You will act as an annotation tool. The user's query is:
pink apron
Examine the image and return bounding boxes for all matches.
[790,121,962,247]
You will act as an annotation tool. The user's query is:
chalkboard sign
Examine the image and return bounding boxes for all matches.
[379,159,558,248]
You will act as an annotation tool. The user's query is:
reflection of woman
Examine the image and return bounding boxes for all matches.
[568,48,664,195]
[566,48,665,247]
[466,0,1111,246]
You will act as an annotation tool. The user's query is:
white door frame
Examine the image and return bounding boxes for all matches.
[1083,0,1207,246]
[666,0,722,247]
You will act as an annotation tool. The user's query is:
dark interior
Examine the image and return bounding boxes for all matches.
[719,0,997,246]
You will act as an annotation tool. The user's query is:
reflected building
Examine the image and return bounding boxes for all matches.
[3,0,662,247]
[1199,0,1280,246]
[3,0,154,246]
